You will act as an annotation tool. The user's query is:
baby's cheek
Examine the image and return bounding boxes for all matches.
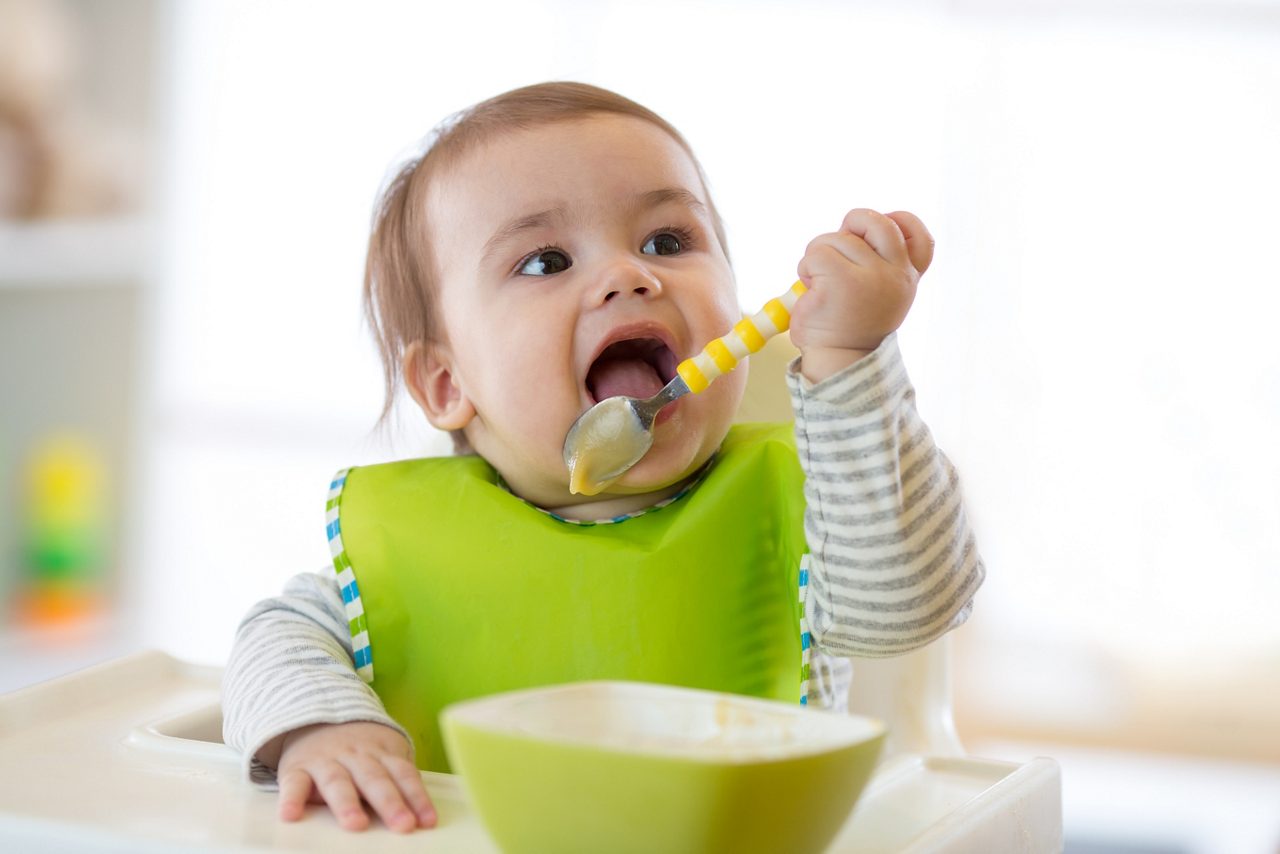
[708,366,747,416]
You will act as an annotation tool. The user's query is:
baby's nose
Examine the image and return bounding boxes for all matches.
[603,283,652,301]
[595,261,663,304]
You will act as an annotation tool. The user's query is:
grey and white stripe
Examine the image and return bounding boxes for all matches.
[221,570,410,788]
[787,333,984,659]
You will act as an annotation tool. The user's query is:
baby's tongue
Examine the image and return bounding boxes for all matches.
[588,357,664,401]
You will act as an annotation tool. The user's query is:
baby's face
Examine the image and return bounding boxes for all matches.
[424,115,745,509]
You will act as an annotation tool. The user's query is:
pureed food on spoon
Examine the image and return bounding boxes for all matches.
[566,397,643,495]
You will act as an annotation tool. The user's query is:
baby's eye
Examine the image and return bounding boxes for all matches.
[518,248,572,276]
[642,232,685,256]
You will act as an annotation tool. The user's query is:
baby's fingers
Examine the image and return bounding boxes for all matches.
[347,755,428,833]
[840,208,909,267]
[383,755,438,829]
[885,211,935,275]
[277,767,315,823]
[311,760,371,831]
[803,232,882,273]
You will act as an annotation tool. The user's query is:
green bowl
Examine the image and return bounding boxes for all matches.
[441,681,886,854]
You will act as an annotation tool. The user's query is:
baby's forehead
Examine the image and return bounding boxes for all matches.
[440,115,703,197]
[427,116,710,244]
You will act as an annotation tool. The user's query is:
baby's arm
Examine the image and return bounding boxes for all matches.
[788,210,984,656]
[222,571,436,831]
[789,334,983,656]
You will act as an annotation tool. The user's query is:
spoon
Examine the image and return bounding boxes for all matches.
[563,280,808,495]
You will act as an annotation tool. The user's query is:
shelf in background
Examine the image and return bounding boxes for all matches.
[0,217,154,287]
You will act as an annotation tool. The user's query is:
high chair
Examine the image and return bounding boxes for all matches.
[0,336,1061,852]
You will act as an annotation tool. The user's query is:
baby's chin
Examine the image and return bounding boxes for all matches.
[607,429,723,493]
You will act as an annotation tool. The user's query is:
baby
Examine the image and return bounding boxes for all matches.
[222,81,984,833]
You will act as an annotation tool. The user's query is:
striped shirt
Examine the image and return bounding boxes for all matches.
[222,333,984,784]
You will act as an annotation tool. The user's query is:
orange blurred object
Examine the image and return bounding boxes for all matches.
[14,582,103,628]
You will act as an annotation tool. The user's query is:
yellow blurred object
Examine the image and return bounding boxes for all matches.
[17,432,107,627]
[27,433,102,518]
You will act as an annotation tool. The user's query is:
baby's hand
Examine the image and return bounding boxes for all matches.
[790,209,935,383]
[274,721,437,833]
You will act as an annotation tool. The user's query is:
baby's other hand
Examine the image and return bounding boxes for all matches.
[791,209,934,383]
[274,721,437,833]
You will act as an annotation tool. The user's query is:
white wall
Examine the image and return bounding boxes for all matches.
[139,0,1280,696]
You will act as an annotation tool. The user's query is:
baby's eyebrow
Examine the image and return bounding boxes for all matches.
[633,187,707,217]
[482,207,565,265]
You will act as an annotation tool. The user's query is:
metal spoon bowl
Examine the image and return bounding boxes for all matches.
[562,375,690,496]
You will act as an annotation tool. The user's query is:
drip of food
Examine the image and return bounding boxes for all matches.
[563,281,809,496]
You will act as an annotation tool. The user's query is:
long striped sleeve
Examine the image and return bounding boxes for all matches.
[221,569,409,787]
[788,332,984,658]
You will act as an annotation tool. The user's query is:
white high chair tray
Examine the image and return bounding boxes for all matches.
[0,651,1060,853]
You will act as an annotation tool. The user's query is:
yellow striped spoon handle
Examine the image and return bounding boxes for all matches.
[676,280,808,394]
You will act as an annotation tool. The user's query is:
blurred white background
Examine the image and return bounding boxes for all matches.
[2,0,1278,851]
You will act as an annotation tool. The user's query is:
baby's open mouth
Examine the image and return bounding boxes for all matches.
[586,338,678,403]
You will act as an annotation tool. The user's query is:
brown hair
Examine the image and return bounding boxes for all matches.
[362,81,730,427]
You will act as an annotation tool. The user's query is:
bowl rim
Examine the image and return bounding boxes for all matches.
[441,680,887,764]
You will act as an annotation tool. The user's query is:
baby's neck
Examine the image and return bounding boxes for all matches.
[542,479,689,522]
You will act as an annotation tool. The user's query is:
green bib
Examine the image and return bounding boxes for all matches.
[327,423,808,772]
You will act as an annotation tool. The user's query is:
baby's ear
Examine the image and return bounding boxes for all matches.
[403,341,476,431]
